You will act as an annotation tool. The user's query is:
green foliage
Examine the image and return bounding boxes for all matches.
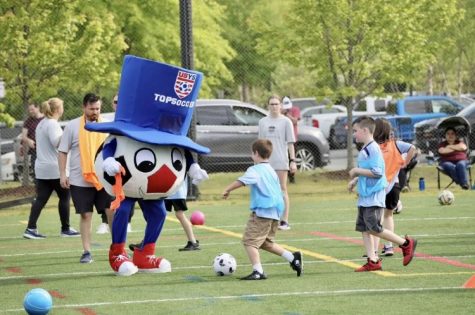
[0,102,15,127]
[283,0,460,103]
[0,0,126,119]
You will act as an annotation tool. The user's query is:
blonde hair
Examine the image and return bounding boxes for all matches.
[40,97,63,118]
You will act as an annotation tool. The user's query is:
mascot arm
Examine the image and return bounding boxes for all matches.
[102,137,121,176]
[185,150,209,185]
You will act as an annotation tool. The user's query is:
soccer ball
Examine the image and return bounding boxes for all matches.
[23,288,52,315]
[213,253,237,276]
[438,190,455,205]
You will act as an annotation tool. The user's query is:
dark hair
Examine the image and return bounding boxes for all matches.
[252,139,273,159]
[352,116,376,133]
[83,93,101,106]
[373,118,392,143]
[445,127,456,135]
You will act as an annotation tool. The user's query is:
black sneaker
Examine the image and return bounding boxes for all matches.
[79,251,93,264]
[240,270,267,280]
[290,251,303,276]
[178,240,200,251]
[128,242,142,252]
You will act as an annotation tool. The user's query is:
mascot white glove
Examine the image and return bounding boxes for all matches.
[103,157,122,177]
[188,163,209,185]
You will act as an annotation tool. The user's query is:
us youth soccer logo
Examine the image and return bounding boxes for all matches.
[174,70,197,99]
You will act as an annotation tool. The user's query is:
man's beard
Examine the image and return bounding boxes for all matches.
[86,114,98,122]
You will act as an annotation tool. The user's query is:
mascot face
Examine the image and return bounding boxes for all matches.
[96,136,187,199]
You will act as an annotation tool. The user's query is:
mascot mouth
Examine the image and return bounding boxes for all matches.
[147,165,177,193]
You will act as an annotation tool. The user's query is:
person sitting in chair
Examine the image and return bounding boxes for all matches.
[438,127,470,190]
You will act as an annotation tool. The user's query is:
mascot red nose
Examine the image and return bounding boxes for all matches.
[86,55,209,276]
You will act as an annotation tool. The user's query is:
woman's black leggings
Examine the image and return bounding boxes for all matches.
[27,179,71,231]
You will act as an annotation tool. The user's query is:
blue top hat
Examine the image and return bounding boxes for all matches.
[85,55,210,154]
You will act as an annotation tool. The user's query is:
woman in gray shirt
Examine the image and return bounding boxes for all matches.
[258,95,297,230]
[23,98,79,239]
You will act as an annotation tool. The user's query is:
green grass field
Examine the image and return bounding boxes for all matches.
[1,167,474,314]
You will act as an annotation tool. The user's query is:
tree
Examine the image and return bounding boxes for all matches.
[0,0,126,119]
[285,0,460,168]
[107,0,235,98]
[215,0,277,102]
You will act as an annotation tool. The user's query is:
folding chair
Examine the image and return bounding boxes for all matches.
[434,116,473,190]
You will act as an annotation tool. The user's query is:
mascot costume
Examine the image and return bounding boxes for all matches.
[86,55,209,276]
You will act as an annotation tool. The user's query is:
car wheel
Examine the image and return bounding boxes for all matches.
[295,143,319,171]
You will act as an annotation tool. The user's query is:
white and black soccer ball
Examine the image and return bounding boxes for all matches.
[438,190,455,205]
[213,253,237,276]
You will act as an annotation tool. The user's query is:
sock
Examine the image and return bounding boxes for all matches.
[252,264,264,274]
[385,242,393,248]
[281,250,294,263]
[402,239,409,247]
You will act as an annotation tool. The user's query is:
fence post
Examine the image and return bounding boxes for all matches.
[179,0,199,200]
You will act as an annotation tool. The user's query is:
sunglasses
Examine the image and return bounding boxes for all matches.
[113,100,118,104]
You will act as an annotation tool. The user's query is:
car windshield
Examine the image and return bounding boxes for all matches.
[456,103,475,117]
[233,106,265,125]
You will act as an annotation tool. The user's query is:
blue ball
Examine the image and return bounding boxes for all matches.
[23,288,52,315]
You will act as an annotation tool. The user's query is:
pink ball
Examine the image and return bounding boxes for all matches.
[190,211,205,225]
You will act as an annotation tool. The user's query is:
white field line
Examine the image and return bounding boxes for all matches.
[1,286,468,313]
[1,258,474,282]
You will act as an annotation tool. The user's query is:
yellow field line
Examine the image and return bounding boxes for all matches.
[165,217,396,277]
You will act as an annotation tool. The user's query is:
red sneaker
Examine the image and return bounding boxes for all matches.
[109,243,138,276]
[355,258,382,272]
[133,243,171,273]
[400,236,417,266]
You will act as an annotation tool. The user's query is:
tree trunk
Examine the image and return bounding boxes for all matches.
[427,65,434,95]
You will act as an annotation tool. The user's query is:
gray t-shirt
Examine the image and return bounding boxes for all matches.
[258,115,295,170]
[58,116,109,187]
[34,118,63,179]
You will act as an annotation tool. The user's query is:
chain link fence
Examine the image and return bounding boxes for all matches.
[1,1,474,208]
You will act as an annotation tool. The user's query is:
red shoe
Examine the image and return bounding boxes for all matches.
[109,243,138,276]
[133,243,171,273]
[400,236,417,266]
[355,258,382,272]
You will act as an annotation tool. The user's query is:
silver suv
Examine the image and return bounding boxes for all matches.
[195,99,330,172]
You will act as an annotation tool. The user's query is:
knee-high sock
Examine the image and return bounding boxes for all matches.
[139,199,167,245]
[112,198,135,244]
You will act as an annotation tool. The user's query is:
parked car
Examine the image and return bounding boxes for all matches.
[414,102,475,153]
[292,97,334,111]
[195,99,330,172]
[385,95,464,142]
[300,105,347,139]
[328,113,387,149]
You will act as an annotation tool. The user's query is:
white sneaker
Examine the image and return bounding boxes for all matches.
[127,223,132,233]
[393,200,403,214]
[278,220,291,230]
[96,223,109,234]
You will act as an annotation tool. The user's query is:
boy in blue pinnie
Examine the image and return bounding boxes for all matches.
[348,116,417,272]
[222,139,302,280]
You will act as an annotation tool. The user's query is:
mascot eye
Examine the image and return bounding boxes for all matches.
[171,148,184,171]
[134,148,156,173]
